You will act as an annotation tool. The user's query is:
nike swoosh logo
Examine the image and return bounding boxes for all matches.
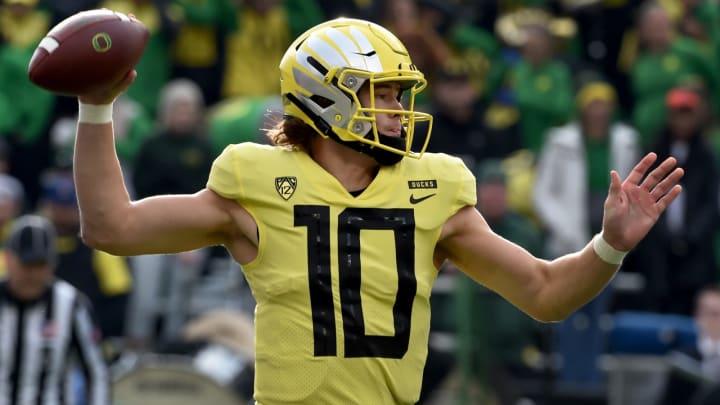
[409,193,437,204]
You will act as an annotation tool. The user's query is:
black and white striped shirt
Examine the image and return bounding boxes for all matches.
[0,279,109,405]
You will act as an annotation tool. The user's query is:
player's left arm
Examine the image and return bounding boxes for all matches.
[436,153,683,322]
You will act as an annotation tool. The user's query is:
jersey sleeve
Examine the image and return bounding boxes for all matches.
[207,144,245,200]
[448,156,477,214]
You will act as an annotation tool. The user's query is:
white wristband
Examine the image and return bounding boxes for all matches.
[78,102,113,124]
[593,232,628,265]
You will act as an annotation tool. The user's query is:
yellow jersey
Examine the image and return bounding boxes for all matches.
[207,143,476,404]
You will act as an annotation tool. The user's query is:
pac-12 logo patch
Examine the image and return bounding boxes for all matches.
[275,176,297,200]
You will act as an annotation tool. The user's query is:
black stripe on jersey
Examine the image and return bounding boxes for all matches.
[36,286,55,405]
[59,366,67,405]
[71,294,109,404]
[0,281,6,386]
[9,304,25,405]
[70,296,91,395]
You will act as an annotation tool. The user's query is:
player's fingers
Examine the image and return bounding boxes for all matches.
[650,167,684,201]
[78,70,136,104]
[608,170,622,197]
[119,69,137,89]
[625,153,657,186]
[640,156,678,191]
[106,70,136,97]
[656,184,683,212]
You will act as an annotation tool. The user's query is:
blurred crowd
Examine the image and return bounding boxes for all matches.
[3,0,720,403]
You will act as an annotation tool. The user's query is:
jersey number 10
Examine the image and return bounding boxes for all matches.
[294,205,417,359]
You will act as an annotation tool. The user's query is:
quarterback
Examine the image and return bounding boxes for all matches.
[73,18,683,404]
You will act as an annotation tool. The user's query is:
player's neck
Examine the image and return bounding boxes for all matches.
[309,138,379,192]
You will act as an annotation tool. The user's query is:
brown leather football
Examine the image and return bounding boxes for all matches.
[28,9,149,96]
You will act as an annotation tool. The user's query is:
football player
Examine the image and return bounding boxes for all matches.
[73,18,683,404]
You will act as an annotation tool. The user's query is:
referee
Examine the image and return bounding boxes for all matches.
[0,215,108,405]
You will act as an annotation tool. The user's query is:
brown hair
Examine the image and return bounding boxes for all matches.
[264,117,318,152]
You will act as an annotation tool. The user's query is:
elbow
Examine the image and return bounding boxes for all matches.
[513,299,570,323]
[79,226,112,251]
[79,221,127,255]
[78,202,135,254]
[522,265,575,323]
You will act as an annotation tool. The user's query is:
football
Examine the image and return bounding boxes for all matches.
[28,9,149,96]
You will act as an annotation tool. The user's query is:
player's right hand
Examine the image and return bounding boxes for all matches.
[78,69,137,105]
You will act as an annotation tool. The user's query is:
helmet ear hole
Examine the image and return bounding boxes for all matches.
[351,120,372,136]
[310,95,334,109]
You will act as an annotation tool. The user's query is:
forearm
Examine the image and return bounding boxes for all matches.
[74,119,133,247]
[476,236,620,323]
[455,153,683,323]
[446,209,621,323]
[535,238,621,321]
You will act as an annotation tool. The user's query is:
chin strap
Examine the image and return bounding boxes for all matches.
[284,93,405,166]
[357,130,406,166]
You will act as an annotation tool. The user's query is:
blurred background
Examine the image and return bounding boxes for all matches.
[2,0,720,404]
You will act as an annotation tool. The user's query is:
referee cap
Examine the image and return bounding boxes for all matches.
[5,215,57,265]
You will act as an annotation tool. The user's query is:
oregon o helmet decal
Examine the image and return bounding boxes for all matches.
[91,32,112,53]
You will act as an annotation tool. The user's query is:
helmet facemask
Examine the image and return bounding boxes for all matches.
[335,69,433,165]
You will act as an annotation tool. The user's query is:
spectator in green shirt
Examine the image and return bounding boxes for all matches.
[628,1,720,147]
[99,0,180,116]
[506,14,575,154]
[0,0,56,209]
[171,0,236,106]
[533,80,640,259]
[222,0,325,98]
[207,95,282,156]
